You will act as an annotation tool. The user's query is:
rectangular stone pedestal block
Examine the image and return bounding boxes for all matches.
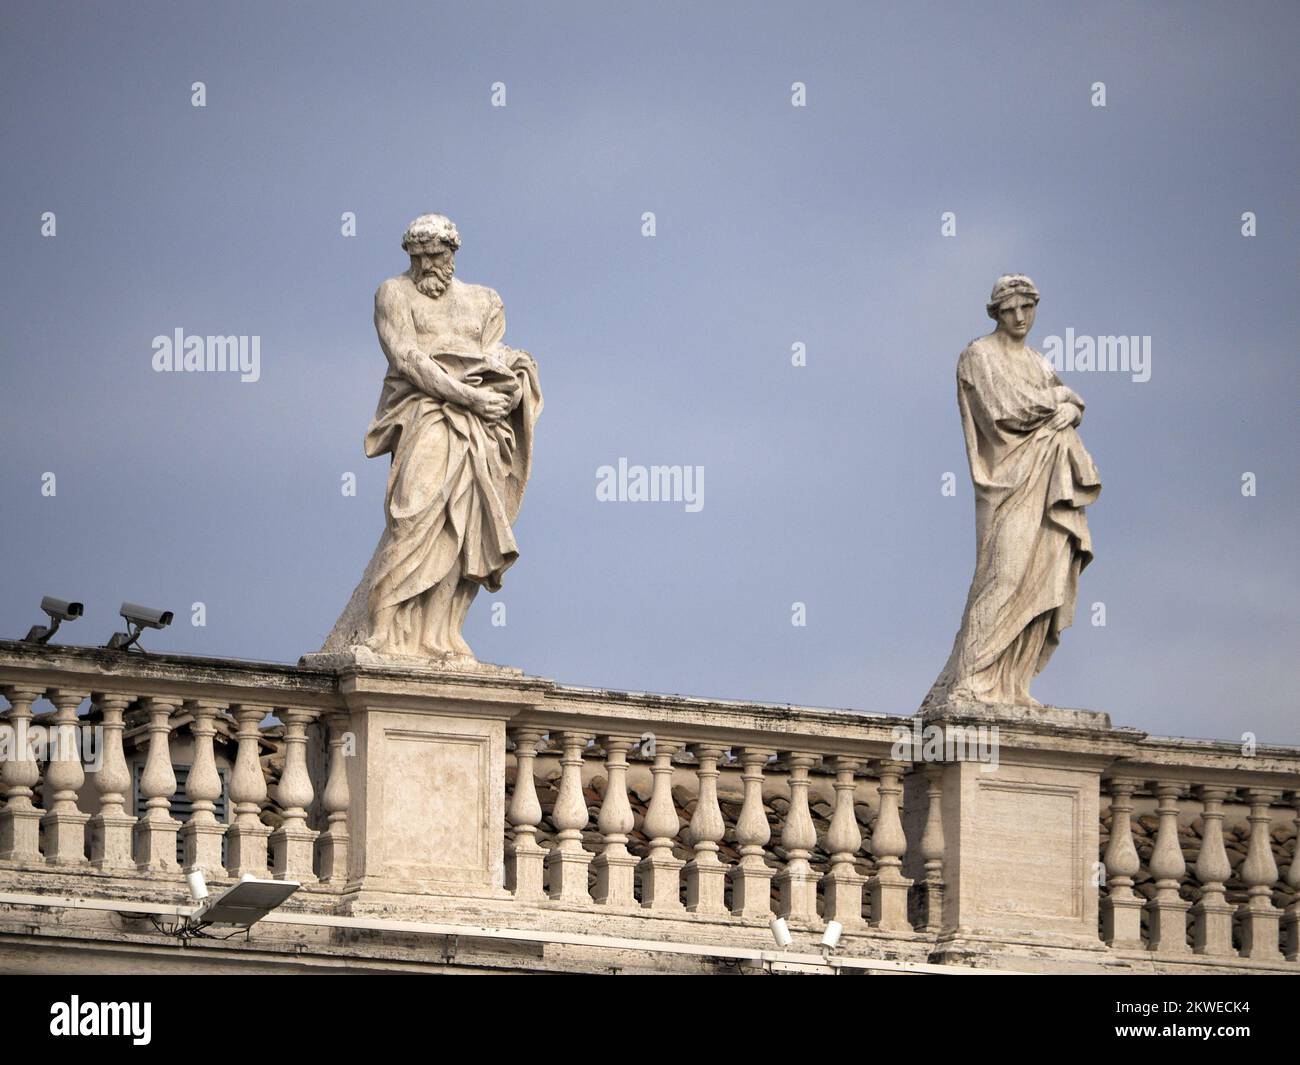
[339,668,531,908]
[592,851,638,906]
[1190,896,1235,956]
[909,876,944,934]
[134,813,180,872]
[41,810,89,866]
[912,706,1120,957]
[270,824,318,882]
[1238,898,1283,961]
[637,851,684,912]
[822,865,866,927]
[1146,893,1191,954]
[0,806,41,863]
[226,823,270,879]
[89,813,137,871]
[317,825,350,886]
[545,846,593,903]
[775,866,819,925]
[1101,890,1144,950]
[868,867,913,932]
[729,859,774,919]
[684,855,728,915]
[506,838,546,901]
[180,820,226,876]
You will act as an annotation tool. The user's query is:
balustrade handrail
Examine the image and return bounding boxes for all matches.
[3,640,1298,781]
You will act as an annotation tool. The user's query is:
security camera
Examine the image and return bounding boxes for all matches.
[22,595,84,644]
[121,603,174,629]
[104,601,174,652]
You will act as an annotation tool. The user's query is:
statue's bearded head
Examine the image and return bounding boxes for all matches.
[403,213,462,299]
[987,273,1039,341]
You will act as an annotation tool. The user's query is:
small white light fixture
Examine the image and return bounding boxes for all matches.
[821,919,843,950]
[186,869,209,903]
[769,916,793,948]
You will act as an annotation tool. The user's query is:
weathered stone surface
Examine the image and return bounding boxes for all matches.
[2,643,1297,974]
[313,213,542,669]
[923,275,1100,710]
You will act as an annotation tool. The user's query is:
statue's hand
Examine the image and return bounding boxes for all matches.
[499,376,524,411]
[459,384,512,423]
[1045,402,1082,432]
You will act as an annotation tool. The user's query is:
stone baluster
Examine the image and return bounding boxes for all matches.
[505,727,546,900]
[226,704,270,878]
[775,751,820,924]
[179,700,226,876]
[0,687,46,863]
[822,755,865,927]
[592,734,638,907]
[545,730,593,902]
[684,743,728,915]
[317,711,352,886]
[134,697,180,872]
[88,693,136,871]
[270,707,318,882]
[41,688,89,865]
[1237,788,1282,961]
[868,758,913,932]
[1284,793,1300,963]
[1100,778,1144,949]
[729,746,775,919]
[1189,785,1234,956]
[912,763,946,934]
[636,740,684,911]
[1145,781,1190,954]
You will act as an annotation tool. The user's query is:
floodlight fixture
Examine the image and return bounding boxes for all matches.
[192,875,300,928]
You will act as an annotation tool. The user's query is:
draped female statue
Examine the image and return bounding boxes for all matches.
[922,275,1100,708]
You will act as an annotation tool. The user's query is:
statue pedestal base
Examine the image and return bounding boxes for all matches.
[300,645,524,677]
[319,656,545,909]
[903,700,1132,958]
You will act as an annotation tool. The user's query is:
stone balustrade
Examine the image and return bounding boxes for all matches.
[0,644,340,900]
[1100,774,1300,963]
[0,684,343,891]
[503,729,913,931]
[0,639,1296,974]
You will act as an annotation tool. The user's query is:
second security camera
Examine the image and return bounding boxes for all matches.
[104,601,174,652]
[120,603,174,629]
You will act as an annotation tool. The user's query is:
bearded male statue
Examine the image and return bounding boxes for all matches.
[921,274,1100,709]
[316,213,543,665]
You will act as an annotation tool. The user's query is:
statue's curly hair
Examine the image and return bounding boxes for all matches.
[402,213,461,253]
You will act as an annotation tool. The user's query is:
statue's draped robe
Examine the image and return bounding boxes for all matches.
[923,339,1100,707]
[321,277,543,658]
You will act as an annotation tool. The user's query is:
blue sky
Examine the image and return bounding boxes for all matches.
[1,0,1296,742]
